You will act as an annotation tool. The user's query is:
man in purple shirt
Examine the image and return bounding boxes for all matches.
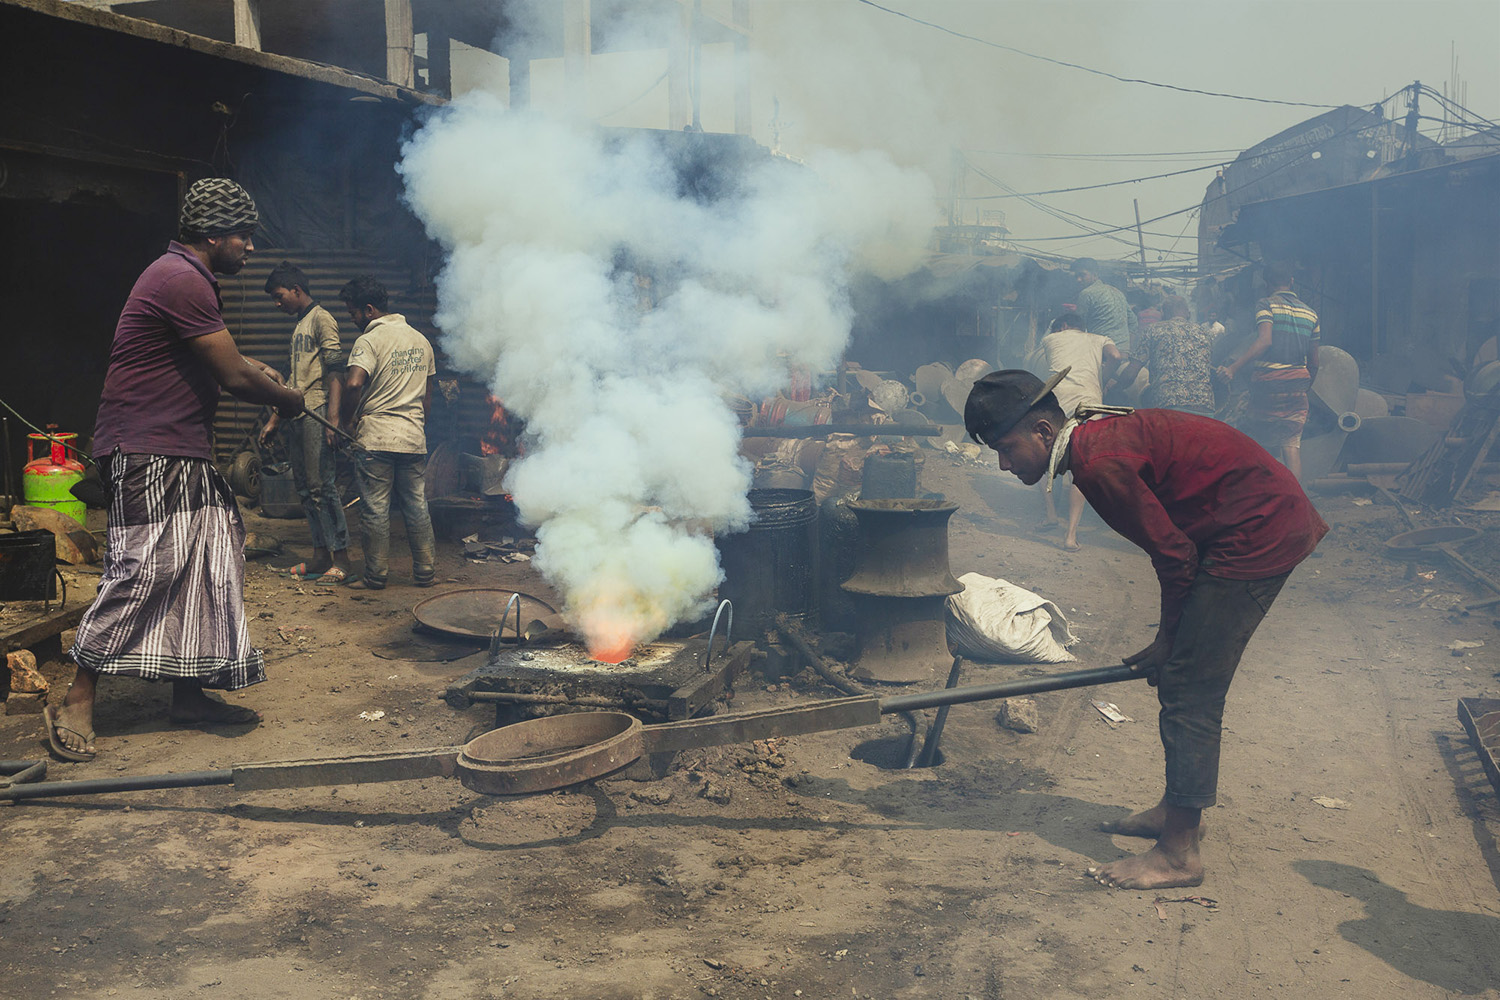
[46,179,304,763]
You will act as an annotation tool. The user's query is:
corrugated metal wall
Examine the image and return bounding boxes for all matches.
[213,250,511,464]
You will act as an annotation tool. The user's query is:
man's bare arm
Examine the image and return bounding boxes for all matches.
[186,330,303,416]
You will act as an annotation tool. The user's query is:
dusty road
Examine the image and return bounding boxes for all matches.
[2,454,1498,999]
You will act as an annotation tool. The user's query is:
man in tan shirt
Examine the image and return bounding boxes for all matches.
[333,275,436,589]
[261,261,351,583]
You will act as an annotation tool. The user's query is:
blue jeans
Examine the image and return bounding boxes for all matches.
[284,404,349,552]
[354,450,435,588]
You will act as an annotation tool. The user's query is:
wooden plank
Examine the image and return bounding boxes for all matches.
[0,603,87,653]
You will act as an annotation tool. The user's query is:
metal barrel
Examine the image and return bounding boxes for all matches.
[0,769,233,802]
[716,488,818,632]
[879,664,1141,714]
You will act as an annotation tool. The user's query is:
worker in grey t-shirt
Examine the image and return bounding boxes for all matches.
[333,275,437,590]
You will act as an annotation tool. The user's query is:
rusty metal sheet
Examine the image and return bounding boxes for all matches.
[666,640,755,720]
[456,712,644,796]
[232,748,460,791]
[1458,698,1500,799]
[641,695,882,755]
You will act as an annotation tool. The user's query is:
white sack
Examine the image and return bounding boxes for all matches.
[946,572,1078,663]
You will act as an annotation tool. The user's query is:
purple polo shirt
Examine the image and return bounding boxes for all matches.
[92,242,227,460]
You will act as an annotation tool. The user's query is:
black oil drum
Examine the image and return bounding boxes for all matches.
[0,529,57,600]
[716,488,817,633]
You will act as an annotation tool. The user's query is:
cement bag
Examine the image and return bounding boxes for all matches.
[946,572,1077,663]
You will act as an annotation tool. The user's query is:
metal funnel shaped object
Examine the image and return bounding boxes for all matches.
[840,499,962,598]
[841,498,962,684]
[848,594,951,685]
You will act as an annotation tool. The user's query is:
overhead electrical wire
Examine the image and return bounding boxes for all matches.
[854,0,1343,109]
[962,160,1230,199]
[963,147,1243,161]
[998,111,1411,244]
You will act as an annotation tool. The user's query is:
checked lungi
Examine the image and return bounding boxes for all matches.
[70,452,265,690]
[1242,363,1313,451]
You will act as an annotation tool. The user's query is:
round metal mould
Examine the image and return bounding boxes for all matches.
[457,711,644,796]
[1383,525,1483,560]
[411,588,558,641]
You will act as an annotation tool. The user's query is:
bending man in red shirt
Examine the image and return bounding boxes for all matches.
[965,368,1327,889]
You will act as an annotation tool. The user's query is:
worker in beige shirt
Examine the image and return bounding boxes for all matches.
[260,261,351,584]
[333,275,436,589]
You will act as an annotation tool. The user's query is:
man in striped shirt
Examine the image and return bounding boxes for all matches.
[1215,263,1320,480]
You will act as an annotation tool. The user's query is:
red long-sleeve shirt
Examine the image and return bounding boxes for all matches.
[1067,410,1328,636]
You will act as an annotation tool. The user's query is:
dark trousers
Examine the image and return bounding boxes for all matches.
[1158,571,1289,809]
[284,404,349,552]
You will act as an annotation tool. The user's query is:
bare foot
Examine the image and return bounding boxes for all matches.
[1061,537,1081,552]
[1089,841,1204,890]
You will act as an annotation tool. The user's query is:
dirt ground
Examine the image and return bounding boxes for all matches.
[3,452,1499,1000]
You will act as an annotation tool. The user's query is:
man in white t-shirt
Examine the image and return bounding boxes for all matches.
[333,275,437,589]
[1038,311,1125,551]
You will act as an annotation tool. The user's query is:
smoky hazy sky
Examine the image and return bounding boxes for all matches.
[466,0,1500,269]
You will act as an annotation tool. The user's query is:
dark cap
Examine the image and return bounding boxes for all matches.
[964,368,1070,446]
[1070,257,1099,274]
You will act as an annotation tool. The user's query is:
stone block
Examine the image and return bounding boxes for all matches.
[4,690,46,715]
[7,649,49,694]
[997,697,1039,734]
[10,506,98,565]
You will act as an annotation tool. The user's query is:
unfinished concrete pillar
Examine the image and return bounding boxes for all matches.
[385,0,415,89]
[232,0,260,50]
[509,52,531,109]
[667,2,691,130]
[563,0,590,116]
[426,27,452,96]
[732,0,751,135]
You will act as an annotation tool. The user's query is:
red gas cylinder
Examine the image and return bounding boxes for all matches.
[23,431,86,525]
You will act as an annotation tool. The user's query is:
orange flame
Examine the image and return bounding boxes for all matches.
[480,394,511,457]
[579,603,647,665]
[589,640,636,665]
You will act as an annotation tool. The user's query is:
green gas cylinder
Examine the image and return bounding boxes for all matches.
[23,432,86,525]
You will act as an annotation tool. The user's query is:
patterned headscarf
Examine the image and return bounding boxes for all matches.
[179,178,259,237]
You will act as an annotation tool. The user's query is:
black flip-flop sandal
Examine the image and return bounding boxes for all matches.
[43,706,96,762]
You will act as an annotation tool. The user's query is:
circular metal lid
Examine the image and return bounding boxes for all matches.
[1384,525,1483,558]
[411,588,559,641]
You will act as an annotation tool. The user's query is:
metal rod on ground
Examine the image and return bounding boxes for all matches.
[916,655,964,768]
[777,616,924,767]
[0,759,47,786]
[5,662,1147,803]
[879,664,1142,714]
[775,616,864,697]
[0,769,233,802]
[463,690,670,712]
[742,425,942,438]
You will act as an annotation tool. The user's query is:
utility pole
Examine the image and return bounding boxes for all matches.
[1403,80,1421,155]
[1133,198,1148,282]
[947,149,965,229]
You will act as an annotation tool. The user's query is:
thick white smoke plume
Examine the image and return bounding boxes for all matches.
[400,92,934,659]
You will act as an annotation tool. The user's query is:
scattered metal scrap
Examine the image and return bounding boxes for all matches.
[1457,698,1500,799]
